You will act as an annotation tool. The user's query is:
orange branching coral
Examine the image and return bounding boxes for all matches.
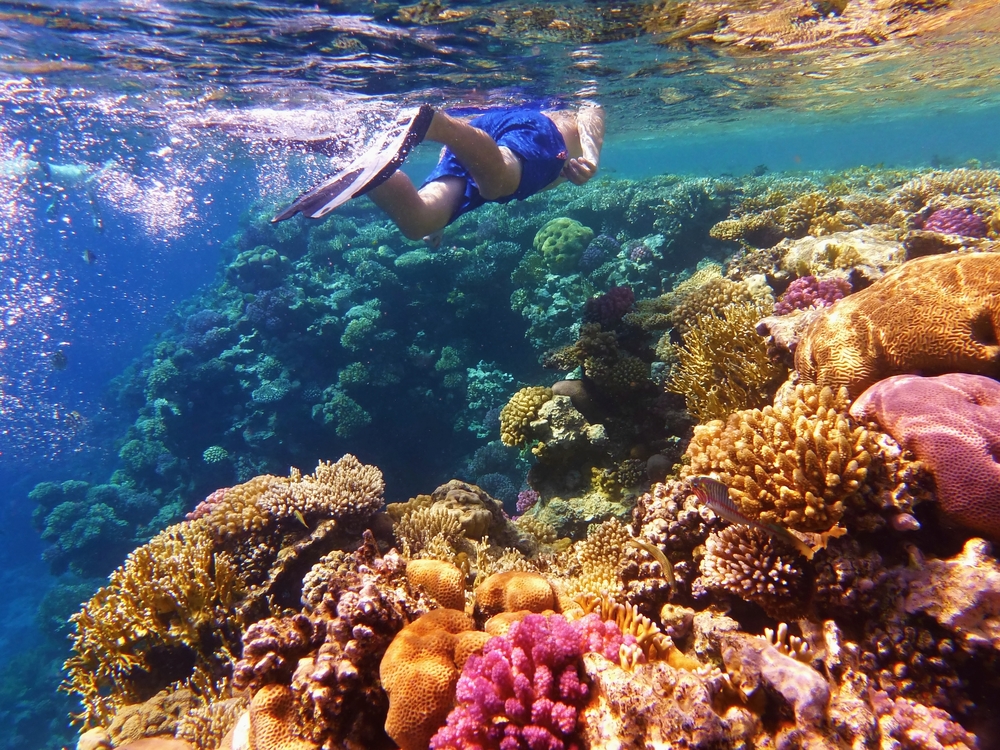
[683,383,873,533]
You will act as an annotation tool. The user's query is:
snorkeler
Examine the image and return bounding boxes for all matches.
[272,103,605,243]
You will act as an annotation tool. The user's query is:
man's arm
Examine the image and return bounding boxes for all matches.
[562,103,605,186]
[577,103,605,167]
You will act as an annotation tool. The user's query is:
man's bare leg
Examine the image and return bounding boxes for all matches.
[367,171,465,241]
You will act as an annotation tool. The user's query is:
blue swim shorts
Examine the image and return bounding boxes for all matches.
[420,107,568,224]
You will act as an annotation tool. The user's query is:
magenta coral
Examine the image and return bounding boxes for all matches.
[774,275,851,315]
[516,489,540,515]
[185,487,227,521]
[430,613,626,750]
[582,285,635,328]
[849,372,1000,539]
[921,207,987,238]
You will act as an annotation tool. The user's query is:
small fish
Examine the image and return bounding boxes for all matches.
[628,537,676,590]
[293,510,309,529]
[50,350,68,370]
[82,249,97,264]
[689,476,815,560]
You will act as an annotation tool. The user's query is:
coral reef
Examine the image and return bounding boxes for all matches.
[499,386,553,447]
[773,274,851,315]
[796,253,1000,398]
[532,217,595,273]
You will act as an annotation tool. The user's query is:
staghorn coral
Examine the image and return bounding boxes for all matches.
[850,373,1000,539]
[499,386,553,447]
[698,525,808,619]
[554,518,632,603]
[392,506,464,558]
[668,300,787,421]
[668,275,761,335]
[683,383,873,532]
[796,253,1000,398]
[65,523,244,727]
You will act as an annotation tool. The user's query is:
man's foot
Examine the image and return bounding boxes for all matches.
[272,104,434,222]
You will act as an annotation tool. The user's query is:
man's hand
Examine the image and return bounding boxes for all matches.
[561,157,597,186]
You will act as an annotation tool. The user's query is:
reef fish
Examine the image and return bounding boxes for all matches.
[688,475,815,559]
[627,537,676,590]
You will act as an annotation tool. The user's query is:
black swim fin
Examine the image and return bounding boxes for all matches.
[272,104,434,222]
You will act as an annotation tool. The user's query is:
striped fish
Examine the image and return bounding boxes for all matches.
[688,476,815,560]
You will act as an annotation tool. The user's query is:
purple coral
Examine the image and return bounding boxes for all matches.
[516,489,540,515]
[579,234,620,271]
[773,275,851,315]
[430,613,627,750]
[245,285,299,333]
[921,207,987,238]
[582,285,635,328]
[626,240,652,263]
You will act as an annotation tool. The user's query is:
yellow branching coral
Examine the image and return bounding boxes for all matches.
[65,524,243,727]
[668,301,787,422]
[893,168,1000,212]
[709,214,781,248]
[499,386,553,447]
[668,275,759,335]
[393,506,464,558]
[513,514,558,546]
[555,518,631,602]
[682,383,872,533]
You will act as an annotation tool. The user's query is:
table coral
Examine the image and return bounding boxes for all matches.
[668,300,787,421]
[683,383,873,533]
[429,613,622,750]
[850,373,1000,539]
[796,253,1000,398]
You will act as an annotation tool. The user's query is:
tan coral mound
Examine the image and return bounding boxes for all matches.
[683,384,873,532]
[406,559,466,611]
[380,609,482,750]
[795,253,1000,398]
[474,571,557,619]
[248,685,316,750]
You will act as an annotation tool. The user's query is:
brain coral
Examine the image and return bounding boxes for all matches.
[683,383,872,532]
[849,372,1000,539]
[533,217,595,273]
[499,386,553,447]
[795,252,1000,398]
[380,609,486,750]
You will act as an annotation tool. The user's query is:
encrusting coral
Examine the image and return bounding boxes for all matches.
[64,455,385,729]
[795,252,1000,398]
[683,383,873,533]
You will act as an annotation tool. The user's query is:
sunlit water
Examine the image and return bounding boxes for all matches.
[1,0,999,746]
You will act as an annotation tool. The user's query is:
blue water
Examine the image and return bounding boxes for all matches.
[1,1,1000,747]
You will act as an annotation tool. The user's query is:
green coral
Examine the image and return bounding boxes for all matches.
[202,446,229,464]
[226,245,289,291]
[533,217,594,273]
[311,386,372,437]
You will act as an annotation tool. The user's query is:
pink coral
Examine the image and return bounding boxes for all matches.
[429,613,626,750]
[921,207,987,238]
[773,275,851,315]
[849,373,1000,539]
[582,285,635,328]
[870,690,978,749]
